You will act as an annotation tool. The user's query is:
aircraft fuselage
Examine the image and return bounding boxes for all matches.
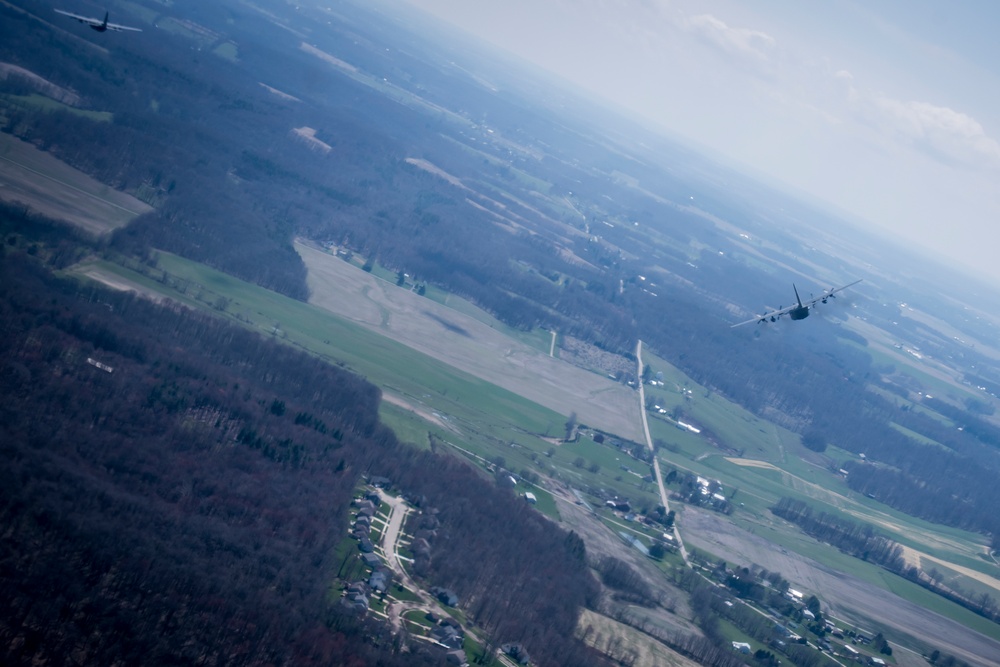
[789,306,810,321]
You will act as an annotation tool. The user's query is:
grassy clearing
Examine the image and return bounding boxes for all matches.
[1,94,112,122]
[156,17,217,47]
[0,133,151,234]
[326,246,556,357]
[877,569,1000,641]
[69,254,590,512]
[634,354,997,593]
[70,251,1000,642]
[213,42,239,62]
[147,251,566,436]
[640,348,785,461]
[388,583,421,603]
[331,534,369,585]
[846,336,980,407]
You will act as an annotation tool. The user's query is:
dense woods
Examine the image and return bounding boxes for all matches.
[4,6,1000,663]
[0,239,606,665]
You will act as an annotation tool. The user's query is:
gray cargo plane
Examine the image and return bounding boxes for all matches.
[731,279,862,327]
[55,9,142,32]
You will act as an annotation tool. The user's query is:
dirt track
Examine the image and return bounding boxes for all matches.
[297,241,644,441]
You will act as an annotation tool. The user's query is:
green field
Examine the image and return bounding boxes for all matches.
[68,250,1000,646]
[0,133,151,234]
[213,42,239,62]
[1,94,112,122]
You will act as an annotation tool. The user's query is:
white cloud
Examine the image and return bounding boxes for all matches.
[870,97,1000,167]
[681,13,775,69]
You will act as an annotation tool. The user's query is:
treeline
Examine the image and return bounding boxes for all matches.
[771,498,905,571]
[9,0,1000,550]
[629,283,1000,542]
[0,1,638,348]
[597,607,748,667]
[772,497,1000,625]
[0,244,607,665]
[594,556,660,607]
[0,253,398,665]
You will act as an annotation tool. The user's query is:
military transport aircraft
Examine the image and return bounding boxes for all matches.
[55,9,142,32]
[731,279,862,327]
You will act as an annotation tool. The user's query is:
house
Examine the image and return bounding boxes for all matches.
[369,476,391,489]
[411,537,431,556]
[445,649,467,666]
[369,570,389,592]
[364,490,381,504]
[358,537,374,553]
[432,586,459,607]
[354,498,376,512]
[362,553,381,568]
[868,658,885,666]
[605,498,631,512]
[431,624,463,648]
[501,643,531,665]
[732,642,751,654]
[523,492,537,504]
[342,595,368,613]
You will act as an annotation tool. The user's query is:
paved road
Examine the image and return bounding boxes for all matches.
[376,492,519,667]
[636,340,690,567]
[377,493,433,634]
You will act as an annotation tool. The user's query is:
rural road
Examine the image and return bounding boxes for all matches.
[636,340,690,567]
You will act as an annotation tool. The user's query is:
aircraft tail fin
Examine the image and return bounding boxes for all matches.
[102,11,108,27]
[793,284,803,307]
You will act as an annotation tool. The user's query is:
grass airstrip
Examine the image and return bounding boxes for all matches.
[68,245,1000,645]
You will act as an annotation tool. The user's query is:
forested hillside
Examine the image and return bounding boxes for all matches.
[0,226,607,665]
[4,0,1000,613]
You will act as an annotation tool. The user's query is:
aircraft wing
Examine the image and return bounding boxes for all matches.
[800,279,863,308]
[106,23,142,32]
[54,9,142,31]
[730,278,862,328]
[730,303,799,328]
[54,9,102,25]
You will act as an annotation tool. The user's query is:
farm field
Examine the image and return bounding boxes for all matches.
[0,132,151,234]
[67,254,660,504]
[578,608,700,667]
[68,250,1000,660]
[296,240,644,442]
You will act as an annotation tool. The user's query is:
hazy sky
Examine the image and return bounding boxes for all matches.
[398,0,1000,283]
